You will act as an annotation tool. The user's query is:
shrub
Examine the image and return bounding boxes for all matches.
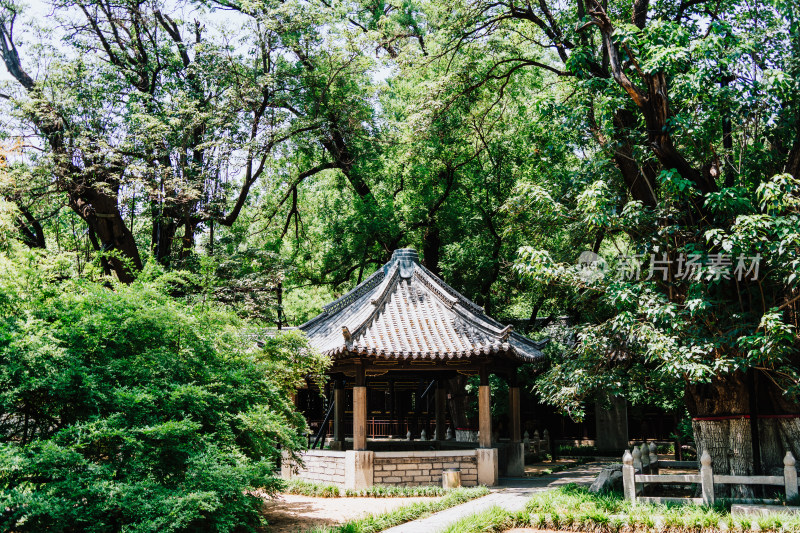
[0,257,327,532]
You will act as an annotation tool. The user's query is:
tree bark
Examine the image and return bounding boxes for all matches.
[69,189,141,283]
[447,376,475,431]
[422,224,441,275]
[687,372,754,497]
[688,371,800,492]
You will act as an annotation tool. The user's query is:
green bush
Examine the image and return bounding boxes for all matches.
[0,254,327,532]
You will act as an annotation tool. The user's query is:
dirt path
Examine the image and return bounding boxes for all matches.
[262,494,440,533]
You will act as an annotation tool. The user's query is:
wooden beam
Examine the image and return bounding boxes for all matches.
[328,355,521,377]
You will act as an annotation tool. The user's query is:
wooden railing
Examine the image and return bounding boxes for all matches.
[308,419,428,439]
[622,444,799,505]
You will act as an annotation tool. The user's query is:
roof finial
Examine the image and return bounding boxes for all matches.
[342,326,352,342]
[392,248,418,278]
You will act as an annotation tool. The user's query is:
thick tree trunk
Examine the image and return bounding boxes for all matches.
[687,372,755,497]
[179,217,196,259]
[422,224,441,276]
[687,371,800,497]
[447,376,475,431]
[70,191,142,283]
[151,201,178,266]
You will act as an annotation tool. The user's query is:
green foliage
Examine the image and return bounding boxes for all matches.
[440,506,518,533]
[0,250,327,532]
[444,485,800,533]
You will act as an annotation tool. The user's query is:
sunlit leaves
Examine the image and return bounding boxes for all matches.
[0,250,327,531]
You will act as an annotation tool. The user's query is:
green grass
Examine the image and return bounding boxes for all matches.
[440,484,800,533]
[439,506,518,533]
[284,479,450,498]
[304,486,490,533]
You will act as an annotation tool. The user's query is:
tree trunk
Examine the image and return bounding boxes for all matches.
[687,371,800,497]
[687,372,754,497]
[70,191,142,283]
[447,376,475,431]
[151,199,177,266]
[422,224,441,276]
[179,217,196,259]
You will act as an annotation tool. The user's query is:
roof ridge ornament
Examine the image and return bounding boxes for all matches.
[392,248,418,279]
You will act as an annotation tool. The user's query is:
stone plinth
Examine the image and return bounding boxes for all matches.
[506,442,525,477]
[477,448,499,486]
[344,450,374,490]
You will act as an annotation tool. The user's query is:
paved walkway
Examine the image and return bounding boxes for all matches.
[382,462,607,533]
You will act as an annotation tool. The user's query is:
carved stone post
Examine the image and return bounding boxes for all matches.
[622,449,636,502]
[648,442,659,474]
[785,452,798,500]
[700,450,714,506]
[640,443,650,472]
[632,446,642,472]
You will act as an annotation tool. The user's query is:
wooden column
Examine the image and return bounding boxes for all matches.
[333,378,345,447]
[506,375,525,476]
[389,378,396,436]
[509,384,521,442]
[435,380,446,440]
[353,363,367,451]
[479,367,492,448]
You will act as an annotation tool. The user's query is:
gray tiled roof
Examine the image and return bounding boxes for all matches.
[299,249,546,363]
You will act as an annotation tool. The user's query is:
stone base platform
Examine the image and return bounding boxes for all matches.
[282,448,500,489]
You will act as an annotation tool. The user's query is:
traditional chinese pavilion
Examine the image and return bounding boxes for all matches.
[283,248,546,488]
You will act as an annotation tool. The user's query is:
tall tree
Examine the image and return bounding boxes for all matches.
[0,0,347,279]
[417,0,800,482]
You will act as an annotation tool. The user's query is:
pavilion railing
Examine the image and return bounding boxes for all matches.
[307,418,436,439]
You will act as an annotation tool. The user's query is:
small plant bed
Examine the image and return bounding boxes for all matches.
[305,486,490,533]
[438,485,800,533]
[284,479,450,498]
